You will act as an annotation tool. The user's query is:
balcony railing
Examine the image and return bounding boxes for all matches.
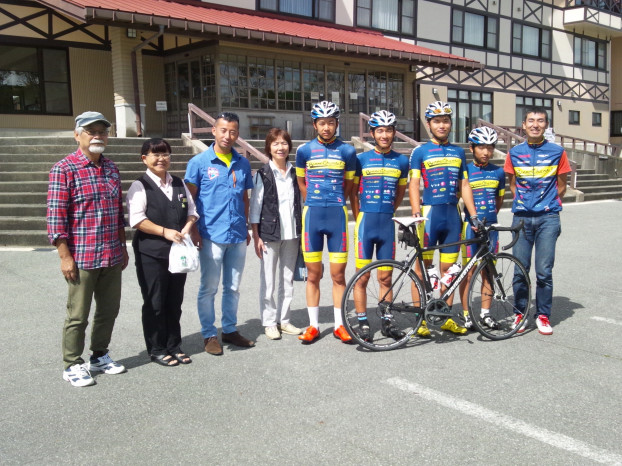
[566,0,622,15]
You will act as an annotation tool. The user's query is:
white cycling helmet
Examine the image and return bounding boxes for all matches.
[310,101,340,120]
[369,110,397,128]
[425,101,453,120]
[468,126,498,145]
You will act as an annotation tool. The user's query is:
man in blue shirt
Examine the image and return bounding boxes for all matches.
[185,112,255,355]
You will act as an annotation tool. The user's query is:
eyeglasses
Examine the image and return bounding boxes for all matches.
[83,129,109,137]
[147,153,171,159]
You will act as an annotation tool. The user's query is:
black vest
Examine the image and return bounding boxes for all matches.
[257,163,302,242]
[132,174,189,259]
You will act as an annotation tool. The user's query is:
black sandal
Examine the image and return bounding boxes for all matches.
[174,353,192,365]
[151,354,179,367]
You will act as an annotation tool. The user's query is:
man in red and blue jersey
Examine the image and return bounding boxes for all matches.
[409,101,480,335]
[296,101,357,344]
[458,127,505,330]
[348,110,410,341]
[505,106,571,335]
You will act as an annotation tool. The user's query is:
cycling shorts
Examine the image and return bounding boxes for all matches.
[461,221,498,265]
[354,212,395,269]
[302,206,348,263]
[417,204,461,263]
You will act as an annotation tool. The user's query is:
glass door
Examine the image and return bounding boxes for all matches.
[447,89,492,143]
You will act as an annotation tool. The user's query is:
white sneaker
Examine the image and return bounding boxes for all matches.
[265,325,281,340]
[87,353,126,374]
[512,314,527,333]
[279,322,303,335]
[536,315,553,335]
[63,363,95,387]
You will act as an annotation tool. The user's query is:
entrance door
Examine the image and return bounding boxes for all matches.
[448,89,492,143]
[165,60,202,136]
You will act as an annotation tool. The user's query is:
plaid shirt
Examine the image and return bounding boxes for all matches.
[47,148,126,270]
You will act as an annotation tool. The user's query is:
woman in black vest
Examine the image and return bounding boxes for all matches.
[127,138,198,366]
[250,128,302,340]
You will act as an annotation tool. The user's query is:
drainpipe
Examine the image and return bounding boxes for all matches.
[131,25,165,137]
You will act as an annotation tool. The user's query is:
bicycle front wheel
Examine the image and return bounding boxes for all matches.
[341,260,426,351]
[468,253,531,340]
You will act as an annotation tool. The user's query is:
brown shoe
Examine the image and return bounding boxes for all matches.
[204,336,223,355]
[222,331,255,347]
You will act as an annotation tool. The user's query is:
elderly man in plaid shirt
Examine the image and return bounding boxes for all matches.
[47,111,129,387]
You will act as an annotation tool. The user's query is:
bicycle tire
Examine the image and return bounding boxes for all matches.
[468,253,531,340]
[341,260,426,351]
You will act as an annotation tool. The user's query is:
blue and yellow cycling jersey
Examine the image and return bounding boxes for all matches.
[466,162,505,223]
[504,140,571,214]
[409,140,468,205]
[295,137,356,207]
[354,149,409,214]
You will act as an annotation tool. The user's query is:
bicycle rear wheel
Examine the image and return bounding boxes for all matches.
[341,260,426,351]
[468,253,531,340]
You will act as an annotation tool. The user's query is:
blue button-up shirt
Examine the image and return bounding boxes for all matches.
[185,144,253,244]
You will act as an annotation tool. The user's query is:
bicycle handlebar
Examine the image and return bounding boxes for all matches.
[489,220,524,251]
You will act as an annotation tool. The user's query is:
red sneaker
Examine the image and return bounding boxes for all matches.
[512,313,527,334]
[333,325,353,343]
[299,326,320,344]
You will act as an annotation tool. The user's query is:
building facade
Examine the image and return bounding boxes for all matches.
[0,0,619,146]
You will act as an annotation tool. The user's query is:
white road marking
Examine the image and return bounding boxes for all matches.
[0,247,35,252]
[591,316,622,326]
[386,377,622,465]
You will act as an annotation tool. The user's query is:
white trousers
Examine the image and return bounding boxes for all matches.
[259,238,299,327]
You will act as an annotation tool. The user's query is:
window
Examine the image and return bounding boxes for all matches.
[592,112,602,127]
[515,96,553,126]
[248,57,275,110]
[611,111,622,137]
[512,23,551,59]
[452,10,498,50]
[276,61,301,111]
[220,55,248,108]
[0,45,71,114]
[356,0,415,35]
[259,0,335,22]
[574,36,606,70]
[569,110,580,125]
[302,64,324,111]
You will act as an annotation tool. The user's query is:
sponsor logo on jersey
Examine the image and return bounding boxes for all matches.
[470,179,499,190]
[423,157,462,169]
[361,167,402,178]
[440,188,446,192]
[514,165,558,178]
[306,159,346,170]
[207,167,219,180]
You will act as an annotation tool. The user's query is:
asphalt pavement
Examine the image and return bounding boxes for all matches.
[1,200,621,465]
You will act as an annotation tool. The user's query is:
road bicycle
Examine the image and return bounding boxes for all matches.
[341,216,530,351]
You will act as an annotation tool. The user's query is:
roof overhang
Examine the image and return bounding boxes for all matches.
[33,0,483,71]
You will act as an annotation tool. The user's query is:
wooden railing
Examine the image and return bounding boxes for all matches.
[476,120,578,189]
[187,104,269,164]
[358,113,420,147]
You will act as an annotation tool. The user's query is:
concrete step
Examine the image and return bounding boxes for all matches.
[0,204,47,216]
[576,179,622,188]
[583,192,622,201]
[575,174,610,182]
[575,185,622,194]
[0,192,48,203]
[0,230,50,247]
[576,169,596,175]
[0,216,49,230]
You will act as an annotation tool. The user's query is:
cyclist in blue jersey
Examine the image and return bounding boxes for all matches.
[348,110,415,341]
[457,127,506,330]
[295,101,357,344]
[409,101,481,335]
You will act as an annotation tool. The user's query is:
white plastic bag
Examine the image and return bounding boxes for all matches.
[168,234,199,273]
